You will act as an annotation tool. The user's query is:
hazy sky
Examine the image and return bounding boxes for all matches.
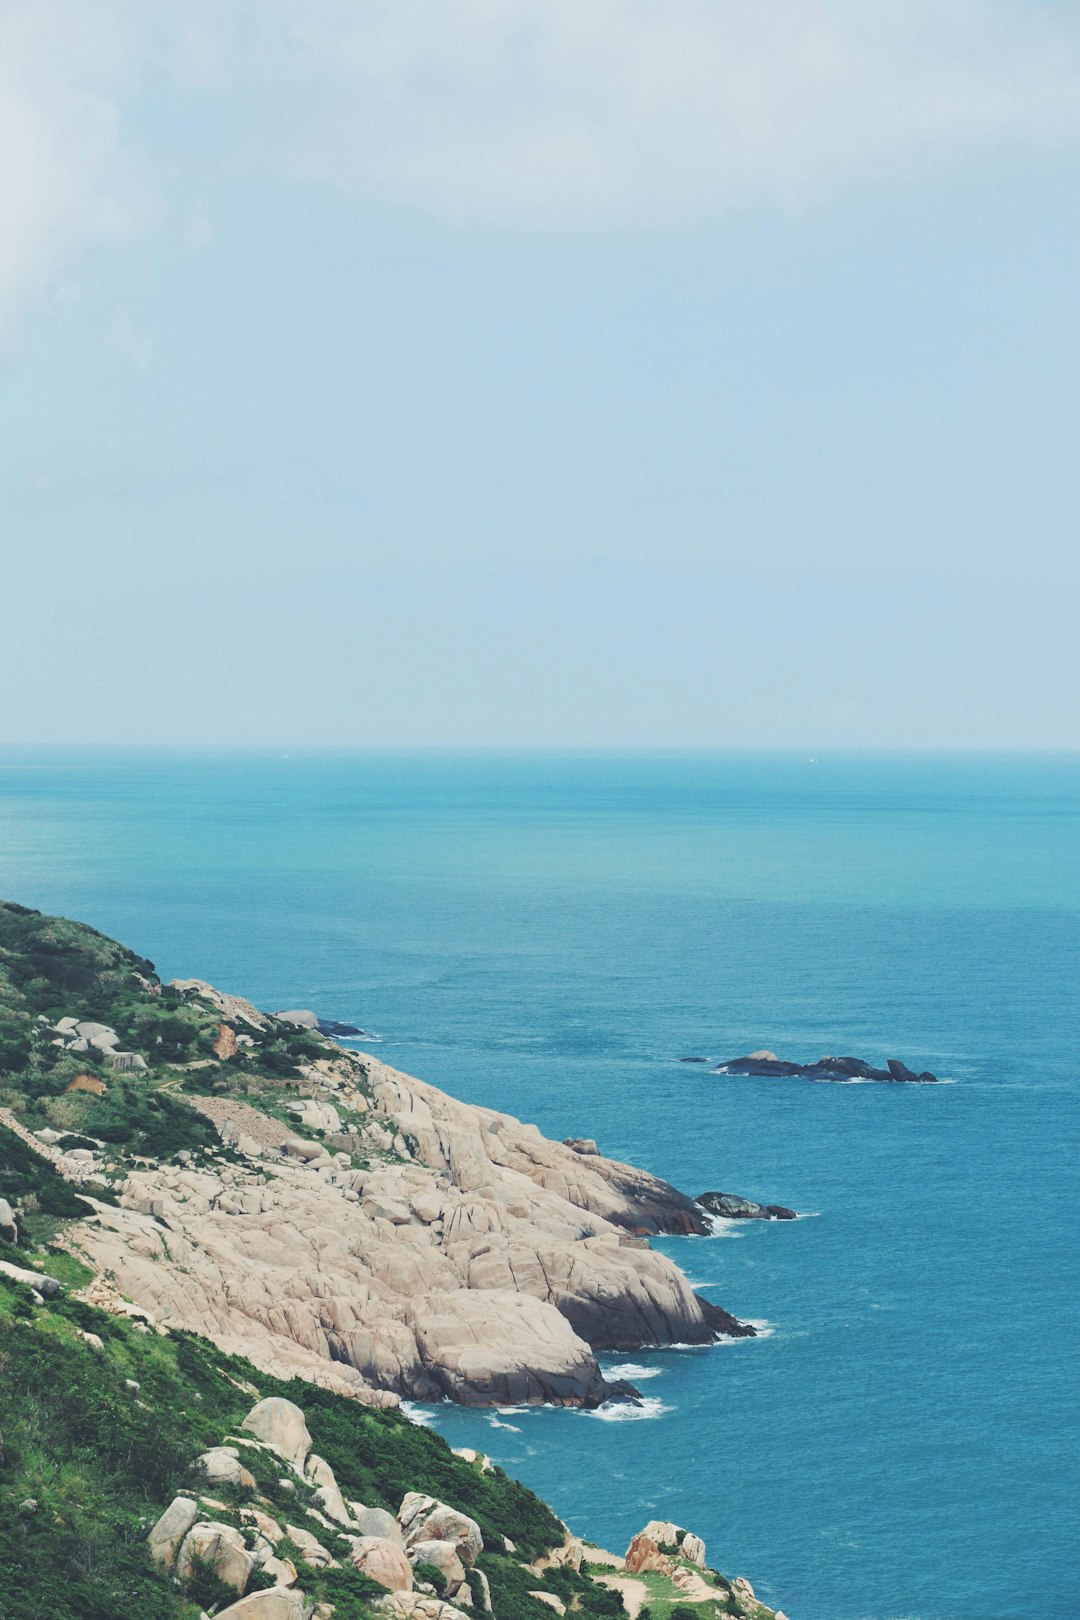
[1,1,1078,747]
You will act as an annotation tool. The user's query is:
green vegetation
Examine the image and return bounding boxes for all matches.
[0,1145,575,1618]
[0,898,776,1620]
[0,1257,595,1620]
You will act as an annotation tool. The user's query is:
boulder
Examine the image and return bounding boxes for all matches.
[697,1192,796,1221]
[303,1453,353,1526]
[398,1494,483,1565]
[275,1010,320,1029]
[282,1137,330,1164]
[197,1446,257,1491]
[350,1535,414,1591]
[241,1398,313,1472]
[529,1595,566,1614]
[407,1538,467,1597]
[241,1508,284,1542]
[287,1100,342,1135]
[74,1021,120,1052]
[176,1521,255,1593]
[215,1591,308,1620]
[0,1197,18,1243]
[639,1521,681,1548]
[356,1506,404,1544]
[681,1532,706,1567]
[148,1495,198,1569]
[285,1524,335,1567]
[376,1596,473,1620]
[624,1532,676,1576]
[253,1545,298,1587]
[0,1261,62,1298]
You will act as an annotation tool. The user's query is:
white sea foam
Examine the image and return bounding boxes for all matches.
[587,1397,672,1422]
[400,1402,437,1428]
[488,1416,523,1433]
[605,1362,662,1381]
[699,1213,745,1237]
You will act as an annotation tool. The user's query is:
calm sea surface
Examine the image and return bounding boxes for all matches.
[1,750,1077,1620]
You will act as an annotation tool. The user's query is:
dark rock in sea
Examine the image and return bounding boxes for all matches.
[697,1191,797,1221]
[699,1299,757,1339]
[317,1018,369,1038]
[713,1050,938,1083]
[677,1056,712,1063]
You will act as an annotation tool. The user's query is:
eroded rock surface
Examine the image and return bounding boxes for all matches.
[73,1045,750,1406]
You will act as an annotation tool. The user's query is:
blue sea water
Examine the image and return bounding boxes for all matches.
[1,749,1077,1620]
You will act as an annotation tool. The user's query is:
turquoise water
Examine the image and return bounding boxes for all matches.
[1,750,1077,1620]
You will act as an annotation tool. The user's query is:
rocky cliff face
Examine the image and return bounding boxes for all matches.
[73,1019,751,1408]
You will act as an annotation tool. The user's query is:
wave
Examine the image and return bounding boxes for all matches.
[400,1401,437,1428]
[604,1362,662,1381]
[698,1214,746,1238]
[587,1396,672,1422]
[488,1415,523,1433]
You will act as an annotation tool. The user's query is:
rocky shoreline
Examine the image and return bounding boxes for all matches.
[56,980,783,1409]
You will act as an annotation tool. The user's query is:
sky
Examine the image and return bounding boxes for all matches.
[1,0,1078,749]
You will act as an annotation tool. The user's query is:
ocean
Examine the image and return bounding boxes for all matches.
[1,748,1077,1620]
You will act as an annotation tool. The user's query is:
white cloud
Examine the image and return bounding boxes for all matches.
[2,0,1080,341]
[261,0,1080,223]
[0,1,150,348]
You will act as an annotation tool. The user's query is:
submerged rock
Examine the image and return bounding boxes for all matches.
[713,1052,938,1083]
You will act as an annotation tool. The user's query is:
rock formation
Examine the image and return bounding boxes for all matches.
[696,1191,797,1221]
[712,1051,938,1083]
[70,1033,755,1407]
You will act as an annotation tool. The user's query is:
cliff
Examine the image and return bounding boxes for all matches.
[0,900,753,1410]
[0,899,789,1620]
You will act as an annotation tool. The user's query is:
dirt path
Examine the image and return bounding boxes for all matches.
[671,1570,719,1603]
[595,1575,649,1619]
